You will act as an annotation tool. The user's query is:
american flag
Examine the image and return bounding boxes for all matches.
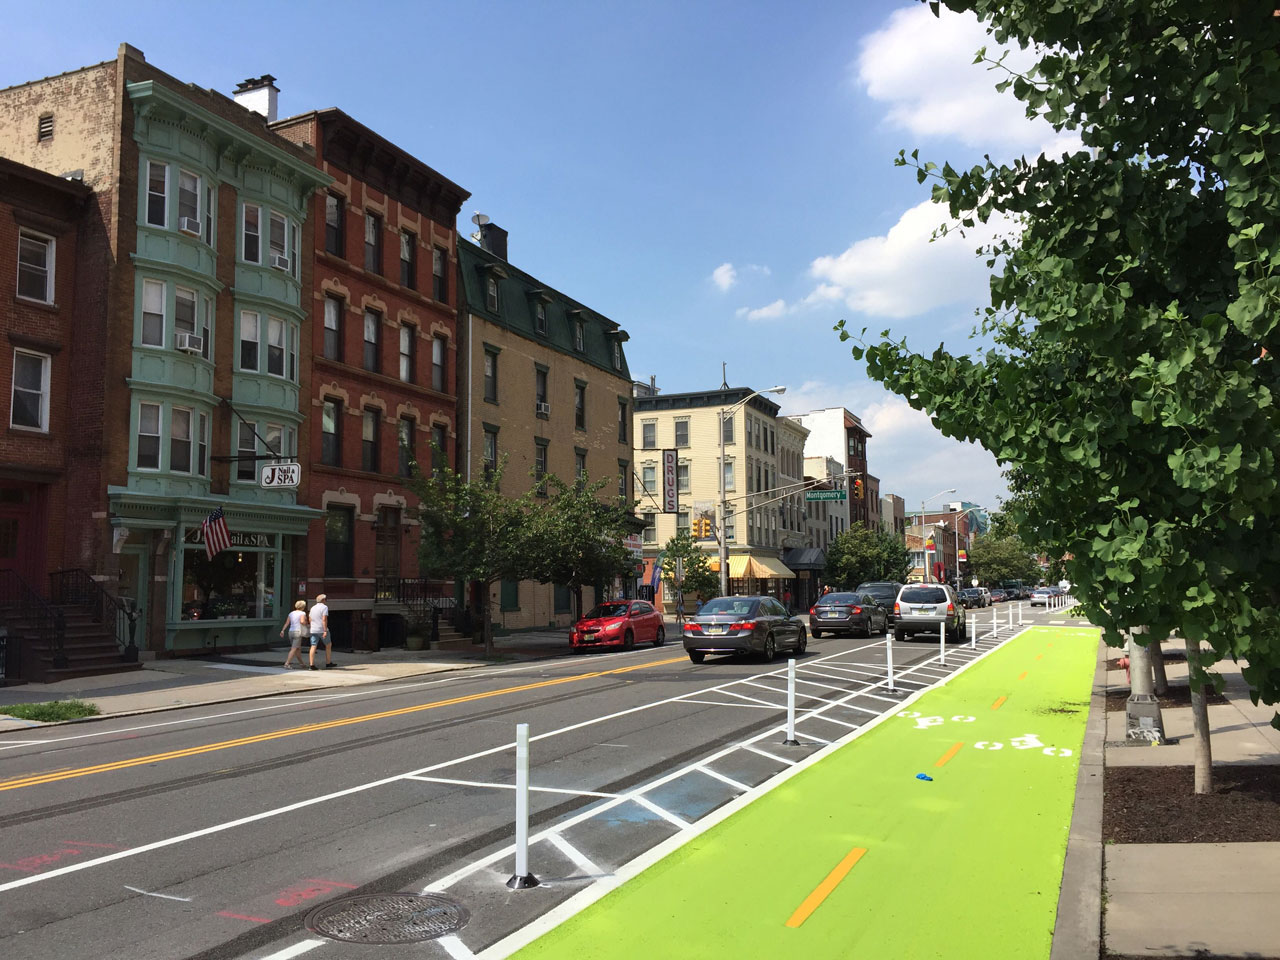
[202,506,232,559]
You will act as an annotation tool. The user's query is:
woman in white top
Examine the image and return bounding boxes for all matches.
[281,600,308,668]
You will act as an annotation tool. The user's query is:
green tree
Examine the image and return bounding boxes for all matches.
[525,474,640,620]
[967,534,1039,588]
[841,1,1280,786]
[659,531,719,614]
[824,527,912,588]
[409,457,535,658]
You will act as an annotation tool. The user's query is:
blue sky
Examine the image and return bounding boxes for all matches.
[4,1,1080,513]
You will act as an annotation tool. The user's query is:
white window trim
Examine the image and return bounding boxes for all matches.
[10,348,51,432]
[177,169,202,228]
[240,310,261,372]
[242,203,261,264]
[146,160,169,228]
[266,315,286,377]
[170,406,193,474]
[236,421,258,482]
[16,229,55,305]
[136,401,162,471]
[141,278,166,348]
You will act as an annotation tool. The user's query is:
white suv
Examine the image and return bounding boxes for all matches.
[893,583,966,642]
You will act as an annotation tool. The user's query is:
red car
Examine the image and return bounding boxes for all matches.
[571,600,666,651]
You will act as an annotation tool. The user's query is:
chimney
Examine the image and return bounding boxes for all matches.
[234,75,279,123]
[478,222,508,261]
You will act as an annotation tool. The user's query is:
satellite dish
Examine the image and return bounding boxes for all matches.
[471,212,490,227]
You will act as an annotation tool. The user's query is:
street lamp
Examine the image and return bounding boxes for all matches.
[950,504,981,591]
[719,385,786,597]
[920,487,956,583]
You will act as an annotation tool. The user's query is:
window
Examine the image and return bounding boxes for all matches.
[535,367,548,416]
[240,311,260,370]
[267,317,286,376]
[324,506,354,577]
[617,399,628,442]
[485,275,499,312]
[325,193,344,257]
[677,462,690,493]
[362,407,380,472]
[534,301,547,334]
[574,320,585,352]
[363,310,381,372]
[17,231,53,303]
[178,170,200,229]
[641,422,656,448]
[432,247,447,301]
[264,423,283,463]
[197,412,208,476]
[677,511,690,536]
[618,460,629,499]
[323,296,343,361]
[269,212,287,266]
[37,113,53,142]
[398,417,415,478]
[723,459,735,491]
[170,407,192,473]
[483,427,498,478]
[137,403,161,469]
[321,399,341,466]
[288,321,298,381]
[575,450,587,482]
[534,441,548,496]
[147,161,168,227]
[770,426,776,455]
[399,323,415,383]
[483,349,498,402]
[722,413,734,444]
[432,424,447,478]
[174,287,197,341]
[242,204,260,263]
[643,513,656,543]
[724,507,735,541]
[236,422,257,481]
[432,336,447,392]
[141,280,165,347]
[574,383,586,429]
[612,340,622,370]
[500,579,519,612]
[642,465,656,493]
[674,419,689,447]
[364,212,382,273]
[204,186,215,245]
[400,230,416,289]
[11,349,50,431]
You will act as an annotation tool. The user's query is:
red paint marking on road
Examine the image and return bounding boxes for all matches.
[303,878,356,888]
[217,910,271,924]
[0,863,36,873]
[274,878,354,906]
[60,840,121,849]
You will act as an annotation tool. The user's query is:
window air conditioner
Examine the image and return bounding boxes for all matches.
[175,333,204,354]
[179,217,202,236]
[271,254,290,271]
[536,401,551,416]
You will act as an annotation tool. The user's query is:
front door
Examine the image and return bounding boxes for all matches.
[374,507,401,597]
[117,546,149,651]
[0,485,40,583]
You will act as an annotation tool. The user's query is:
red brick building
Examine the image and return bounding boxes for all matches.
[271,108,469,648]
[0,158,92,586]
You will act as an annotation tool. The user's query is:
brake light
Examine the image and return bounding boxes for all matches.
[947,602,955,613]
[894,602,901,615]
[809,606,816,615]
[686,623,702,632]
[730,622,753,631]
[852,606,862,615]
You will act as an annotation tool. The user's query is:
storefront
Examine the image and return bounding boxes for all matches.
[708,554,797,603]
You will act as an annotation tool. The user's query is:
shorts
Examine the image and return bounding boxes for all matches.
[309,633,328,647]
[288,629,304,649]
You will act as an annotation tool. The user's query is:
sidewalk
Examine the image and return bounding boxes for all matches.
[0,625,592,730]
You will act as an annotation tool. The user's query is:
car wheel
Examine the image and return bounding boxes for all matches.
[654,625,665,647]
[793,630,807,656]
[811,628,823,639]
[623,630,634,651]
[762,634,776,662]
[894,627,905,643]
[688,650,705,664]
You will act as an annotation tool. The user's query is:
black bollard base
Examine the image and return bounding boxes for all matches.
[782,738,800,747]
[506,874,540,890]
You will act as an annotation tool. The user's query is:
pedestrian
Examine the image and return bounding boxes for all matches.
[695,594,704,615]
[280,600,307,668]
[783,587,792,612]
[308,593,333,670]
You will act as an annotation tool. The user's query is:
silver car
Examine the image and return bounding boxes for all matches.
[893,583,965,642]
[683,595,806,663]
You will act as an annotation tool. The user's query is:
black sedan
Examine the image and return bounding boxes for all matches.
[809,592,889,638]
[683,595,806,663]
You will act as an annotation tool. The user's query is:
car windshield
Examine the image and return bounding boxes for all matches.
[585,602,628,619]
[818,593,859,604]
[1033,588,1051,595]
[960,590,979,597]
[856,584,898,598]
[700,598,759,617]
[900,586,947,603]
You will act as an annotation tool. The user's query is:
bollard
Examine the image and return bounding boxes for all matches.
[969,615,976,649]
[506,723,539,889]
[992,607,998,636]
[939,621,946,666]
[1008,605,1014,629]
[886,629,896,693]
[1018,602,1023,626]
[783,658,800,745]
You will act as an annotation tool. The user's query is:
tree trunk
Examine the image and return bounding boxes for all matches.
[1185,636,1214,794]
[482,581,495,659]
[1150,631,1169,695]
[1128,629,1154,697]
[1125,627,1166,743]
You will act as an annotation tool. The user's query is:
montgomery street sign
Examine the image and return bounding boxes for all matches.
[804,490,847,501]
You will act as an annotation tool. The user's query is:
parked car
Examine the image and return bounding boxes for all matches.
[958,588,986,609]
[989,588,1009,603]
[853,581,905,624]
[893,583,966,642]
[809,592,888,638]
[683,595,806,663]
[978,587,992,605]
[1030,587,1053,607]
[571,600,665,651]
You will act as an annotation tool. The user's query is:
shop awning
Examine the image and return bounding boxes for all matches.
[781,547,826,571]
[707,555,752,578]
[748,555,796,579]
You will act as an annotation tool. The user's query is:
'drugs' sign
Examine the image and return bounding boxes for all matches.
[661,448,678,513]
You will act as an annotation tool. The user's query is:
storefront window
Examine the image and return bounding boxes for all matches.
[180,548,276,621]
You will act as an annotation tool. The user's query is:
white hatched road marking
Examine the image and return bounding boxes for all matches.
[404,775,622,799]
[743,744,797,765]
[544,831,606,878]
[694,765,750,792]
[438,934,476,959]
[632,795,690,828]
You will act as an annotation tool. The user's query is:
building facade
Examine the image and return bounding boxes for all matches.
[788,406,874,528]
[457,227,635,631]
[881,493,906,538]
[0,46,329,655]
[270,106,468,649]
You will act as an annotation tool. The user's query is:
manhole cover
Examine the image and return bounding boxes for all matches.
[305,893,469,944]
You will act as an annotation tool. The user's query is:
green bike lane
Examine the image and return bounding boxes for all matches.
[507,624,1098,960]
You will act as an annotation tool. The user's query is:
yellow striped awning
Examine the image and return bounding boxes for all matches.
[706,555,752,578]
[748,555,796,580]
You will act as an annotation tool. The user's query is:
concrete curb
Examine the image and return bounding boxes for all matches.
[1050,632,1107,960]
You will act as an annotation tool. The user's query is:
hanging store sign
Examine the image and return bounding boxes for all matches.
[661,448,679,513]
[261,462,301,488]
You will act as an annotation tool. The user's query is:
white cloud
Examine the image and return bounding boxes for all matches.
[808,199,1016,319]
[856,5,1051,151]
[711,262,737,291]
[735,299,787,323]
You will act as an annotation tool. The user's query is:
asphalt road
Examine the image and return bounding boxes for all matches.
[0,603,1067,960]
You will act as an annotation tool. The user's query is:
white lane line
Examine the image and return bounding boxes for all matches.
[544,832,606,878]
[809,715,859,729]
[677,698,777,711]
[404,776,621,800]
[694,765,750,792]
[123,884,192,901]
[632,795,689,829]
[438,935,476,960]
[259,940,326,960]
[792,730,832,744]
[715,688,784,708]
[742,679,838,704]
[743,744,797,766]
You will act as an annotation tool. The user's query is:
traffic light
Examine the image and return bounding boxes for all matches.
[692,517,708,538]
[853,478,864,499]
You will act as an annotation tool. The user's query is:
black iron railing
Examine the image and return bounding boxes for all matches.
[48,568,139,662]
[0,569,67,670]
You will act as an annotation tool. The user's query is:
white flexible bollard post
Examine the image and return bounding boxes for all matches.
[783,657,799,746]
[939,621,946,666]
[886,629,896,692]
[506,723,539,889]
[992,607,998,636]
[1018,602,1024,625]
[1008,605,1014,629]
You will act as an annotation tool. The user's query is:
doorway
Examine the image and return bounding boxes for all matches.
[374,506,402,592]
[117,546,149,652]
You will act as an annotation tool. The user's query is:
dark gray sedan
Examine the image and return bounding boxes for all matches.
[809,592,889,638]
[683,595,806,663]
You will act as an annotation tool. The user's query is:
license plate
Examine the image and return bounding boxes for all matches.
[707,625,726,635]
[821,612,840,619]
[914,607,933,615]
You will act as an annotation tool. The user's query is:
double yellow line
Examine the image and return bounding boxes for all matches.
[0,654,686,793]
